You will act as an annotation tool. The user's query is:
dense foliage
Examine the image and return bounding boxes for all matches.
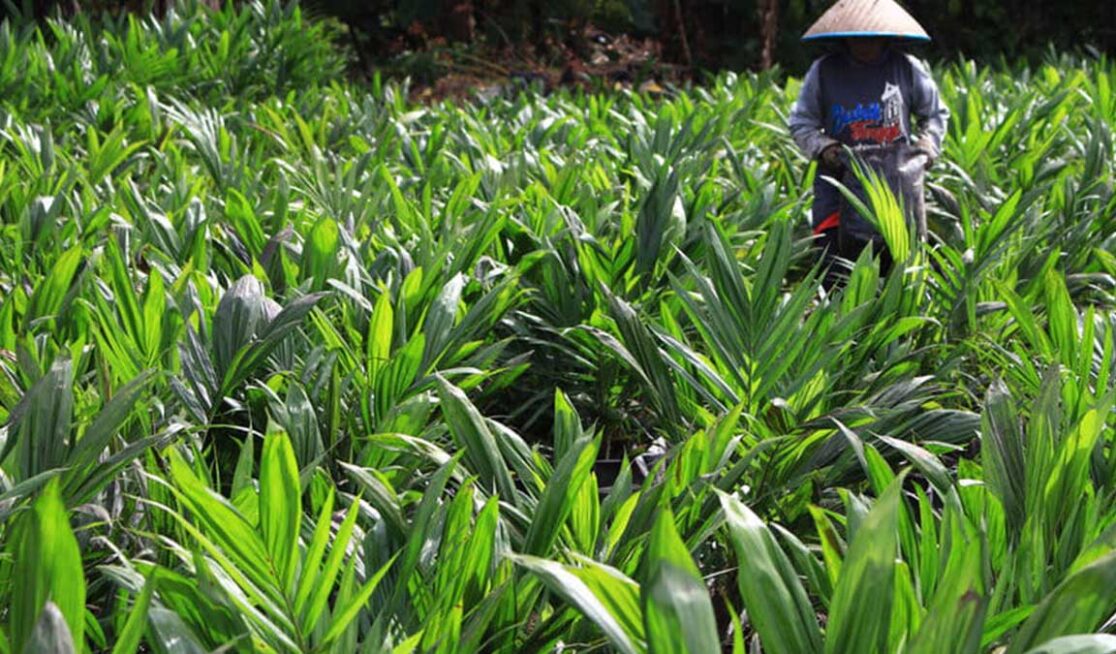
[303,0,1116,74]
[0,2,1115,653]
[8,0,1115,74]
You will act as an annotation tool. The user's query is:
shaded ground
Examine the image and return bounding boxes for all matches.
[371,22,690,103]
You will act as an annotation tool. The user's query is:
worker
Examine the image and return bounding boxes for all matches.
[789,0,949,283]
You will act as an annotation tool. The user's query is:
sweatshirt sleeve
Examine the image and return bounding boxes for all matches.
[906,55,950,157]
[789,60,839,160]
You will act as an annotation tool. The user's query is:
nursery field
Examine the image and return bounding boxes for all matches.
[0,2,1115,653]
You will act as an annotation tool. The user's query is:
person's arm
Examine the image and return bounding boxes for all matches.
[907,55,949,159]
[789,60,839,160]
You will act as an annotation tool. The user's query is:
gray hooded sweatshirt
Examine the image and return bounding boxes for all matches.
[789,49,949,230]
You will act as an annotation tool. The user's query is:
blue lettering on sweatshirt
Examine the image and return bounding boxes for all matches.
[831,103,882,136]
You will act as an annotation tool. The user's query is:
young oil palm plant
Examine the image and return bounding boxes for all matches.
[0,2,1114,652]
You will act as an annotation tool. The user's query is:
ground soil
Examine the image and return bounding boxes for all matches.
[369,22,692,103]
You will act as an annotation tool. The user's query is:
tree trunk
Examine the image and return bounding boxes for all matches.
[439,1,475,43]
[655,0,692,67]
[759,0,779,70]
[673,0,693,67]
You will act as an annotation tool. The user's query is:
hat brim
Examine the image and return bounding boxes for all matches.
[802,31,931,42]
[802,0,931,43]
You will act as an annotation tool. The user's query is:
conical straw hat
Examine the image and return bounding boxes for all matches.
[802,0,930,42]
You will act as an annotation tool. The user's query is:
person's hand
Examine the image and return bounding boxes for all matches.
[914,135,938,169]
[819,143,843,171]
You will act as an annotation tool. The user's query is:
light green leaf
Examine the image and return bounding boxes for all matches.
[26,245,84,327]
[301,217,341,291]
[642,506,720,654]
[111,577,156,654]
[321,556,396,647]
[825,474,906,654]
[718,491,822,654]
[1007,552,1116,654]
[435,376,517,504]
[9,480,85,654]
[302,497,361,635]
[522,435,598,556]
[260,424,301,591]
[513,554,644,654]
